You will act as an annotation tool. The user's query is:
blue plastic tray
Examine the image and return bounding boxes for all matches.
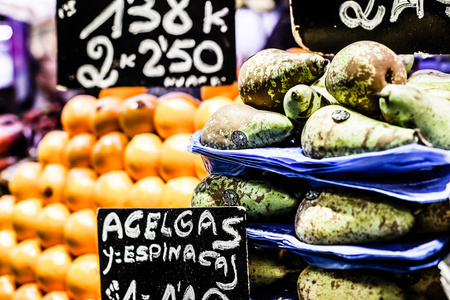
[247,223,450,273]
[189,131,450,272]
[189,130,450,203]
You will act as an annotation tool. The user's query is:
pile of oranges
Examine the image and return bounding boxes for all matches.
[0,84,241,300]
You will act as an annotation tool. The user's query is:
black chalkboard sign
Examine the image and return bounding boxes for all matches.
[56,0,236,89]
[290,0,450,55]
[97,207,250,300]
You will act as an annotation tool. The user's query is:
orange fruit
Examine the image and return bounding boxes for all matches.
[193,96,233,132]
[286,47,310,53]
[65,253,101,300]
[0,274,15,300]
[63,209,98,256]
[126,176,165,208]
[194,155,209,180]
[158,133,197,182]
[65,167,97,182]
[12,198,43,241]
[158,91,200,104]
[90,131,128,175]
[64,133,96,168]
[94,171,133,208]
[42,291,70,300]
[98,86,147,101]
[35,245,72,293]
[35,203,71,249]
[61,94,97,137]
[0,230,16,275]
[8,161,42,201]
[37,130,69,166]
[12,282,42,300]
[90,97,122,137]
[0,195,15,230]
[9,238,41,285]
[123,133,162,181]
[154,93,200,139]
[39,164,69,205]
[118,93,158,137]
[200,81,239,101]
[160,176,200,208]
[64,168,97,212]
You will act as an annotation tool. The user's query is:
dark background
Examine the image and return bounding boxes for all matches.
[291,0,450,55]
[56,0,237,89]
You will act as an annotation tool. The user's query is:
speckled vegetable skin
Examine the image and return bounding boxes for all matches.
[311,73,340,105]
[191,174,300,221]
[283,84,328,129]
[248,248,289,287]
[413,201,450,234]
[297,265,406,300]
[325,40,407,116]
[238,49,329,114]
[379,84,450,150]
[407,69,450,92]
[406,69,450,99]
[301,105,422,159]
[200,103,294,150]
[398,267,447,300]
[294,188,415,245]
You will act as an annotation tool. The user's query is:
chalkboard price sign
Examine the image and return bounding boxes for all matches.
[97,207,250,300]
[56,0,236,89]
[290,0,450,54]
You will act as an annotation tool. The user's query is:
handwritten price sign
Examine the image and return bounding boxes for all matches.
[56,0,236,89]
[291,0,450,54]
[97,207,250,300]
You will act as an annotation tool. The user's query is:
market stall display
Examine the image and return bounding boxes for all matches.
[0,87,243,299]
[1,0,450,298]
[189,41,450,299]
